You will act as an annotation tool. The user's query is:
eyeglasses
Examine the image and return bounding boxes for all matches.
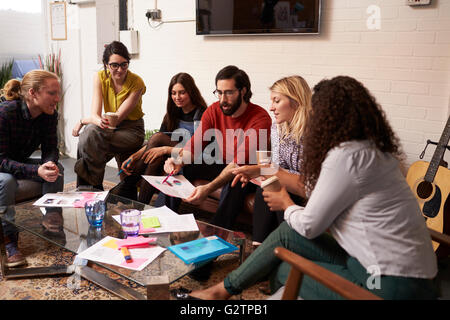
[108,62,129,70]
[213,89,239,99]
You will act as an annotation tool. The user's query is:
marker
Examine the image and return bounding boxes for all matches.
[162,169,175,185]
[121,247,133,263]
[117,158,132,176]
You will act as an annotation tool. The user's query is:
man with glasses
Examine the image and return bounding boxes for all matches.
[158,65,271,234]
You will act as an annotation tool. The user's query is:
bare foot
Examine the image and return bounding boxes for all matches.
[190,282,232,300]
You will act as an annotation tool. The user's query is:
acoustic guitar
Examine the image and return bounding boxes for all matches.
[406,116,450,251]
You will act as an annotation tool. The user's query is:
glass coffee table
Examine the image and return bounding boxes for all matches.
[0,193,247,300]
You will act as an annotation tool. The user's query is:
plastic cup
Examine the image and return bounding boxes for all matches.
[84,199,106,227]
[120,209,141,237]
[256,150,272,165]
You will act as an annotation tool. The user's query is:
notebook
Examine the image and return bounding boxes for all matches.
[168,236,238,264]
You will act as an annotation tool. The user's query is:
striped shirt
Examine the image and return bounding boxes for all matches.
[0,99,59,179]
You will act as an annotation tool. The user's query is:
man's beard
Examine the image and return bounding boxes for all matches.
[220,91,242,116]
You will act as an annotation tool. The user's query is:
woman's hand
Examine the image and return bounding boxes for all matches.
[142,146,169,164]
[231,164,263,188]
[72,121,83,137]
[184,184,211,206]
[262,187,295,211]
[120,155,136,175]
[163,157,183,175]
[98,116,110,129]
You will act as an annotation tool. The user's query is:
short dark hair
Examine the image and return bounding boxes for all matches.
[102,41,131,73]
[215,65,252,103]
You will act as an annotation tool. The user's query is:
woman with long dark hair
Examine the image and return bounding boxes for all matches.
[112,72,207,203]
[72,41,146,190]
[172,76,438,300]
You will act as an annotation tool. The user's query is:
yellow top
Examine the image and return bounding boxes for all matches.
[98,70,146,120]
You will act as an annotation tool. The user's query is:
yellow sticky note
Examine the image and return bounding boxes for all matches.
[103,239,118,249]
[142,216,161,228]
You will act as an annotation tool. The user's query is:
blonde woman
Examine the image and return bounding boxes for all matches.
[232,75,312,244]
[0,70,64,267]
[0,79,21,101]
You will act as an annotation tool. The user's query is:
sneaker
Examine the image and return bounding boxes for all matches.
[5,241,27,268]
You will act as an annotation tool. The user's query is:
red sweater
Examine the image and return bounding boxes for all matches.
[184,101,271,165]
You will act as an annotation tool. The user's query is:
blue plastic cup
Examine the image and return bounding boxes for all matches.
[84,199,106,227]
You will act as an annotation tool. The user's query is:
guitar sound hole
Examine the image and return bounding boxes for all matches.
[417,181,433,199]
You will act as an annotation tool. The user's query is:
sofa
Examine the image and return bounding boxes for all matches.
[181,178,255,229]
[15,180,43,203]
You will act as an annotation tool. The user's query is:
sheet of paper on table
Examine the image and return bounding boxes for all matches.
[112,205,199,234]
[141,175,195,199]
[76,236,166,271]
[33,191,109,208]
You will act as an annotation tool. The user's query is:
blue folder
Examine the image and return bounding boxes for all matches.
[168,236,238,264]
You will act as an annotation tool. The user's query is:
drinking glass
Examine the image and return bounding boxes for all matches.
[120,209,141,237]
[84,199,106,228]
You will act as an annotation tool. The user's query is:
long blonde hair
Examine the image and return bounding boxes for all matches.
[17,70,60,100]
[1,79,21,100]
[270,75,312,144]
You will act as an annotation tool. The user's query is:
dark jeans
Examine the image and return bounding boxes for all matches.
[155,163,256,230]
[0,159,64,239]
[109,132,178,203]
[252,187,305,243]
[224,222,438,300]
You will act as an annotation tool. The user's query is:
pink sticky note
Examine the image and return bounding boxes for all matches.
[120,257,147,269]
[139,223,156,234]
[116,236,156,249]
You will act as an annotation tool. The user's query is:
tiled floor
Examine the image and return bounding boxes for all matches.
[59,154,121,186]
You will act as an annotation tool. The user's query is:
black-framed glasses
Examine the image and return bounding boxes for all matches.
[213,89,239,99]
[108,62,129,70]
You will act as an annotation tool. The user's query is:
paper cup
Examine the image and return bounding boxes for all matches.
[104,112,119,129]
[261,176,281,192]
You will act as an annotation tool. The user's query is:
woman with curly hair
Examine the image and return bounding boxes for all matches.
[172,76,438,300]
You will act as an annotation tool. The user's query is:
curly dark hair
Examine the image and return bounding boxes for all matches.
[302,76,403,191]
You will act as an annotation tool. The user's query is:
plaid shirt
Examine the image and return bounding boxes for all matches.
[0,99,59,179]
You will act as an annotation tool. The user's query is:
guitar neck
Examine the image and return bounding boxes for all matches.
[425,116,450,182]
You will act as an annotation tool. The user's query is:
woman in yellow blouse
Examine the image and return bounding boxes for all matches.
[72,41,146,189]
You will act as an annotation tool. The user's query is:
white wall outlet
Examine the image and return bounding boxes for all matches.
[406,0,432,6]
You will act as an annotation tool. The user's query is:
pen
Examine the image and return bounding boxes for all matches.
[162,169,175,185]
[117,158,132,176]
[121,247,133,263]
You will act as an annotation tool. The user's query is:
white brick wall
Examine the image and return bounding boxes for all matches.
[0,10,44,63]
[57,0,450,168]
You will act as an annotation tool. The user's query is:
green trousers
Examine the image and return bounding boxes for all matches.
[224,222,438,300]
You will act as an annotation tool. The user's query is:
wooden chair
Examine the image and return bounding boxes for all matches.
[274,228,450,300]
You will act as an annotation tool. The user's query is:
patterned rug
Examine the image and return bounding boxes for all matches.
[0,181,269,300]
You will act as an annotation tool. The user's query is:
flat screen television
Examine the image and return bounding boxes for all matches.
[196,0,321,36]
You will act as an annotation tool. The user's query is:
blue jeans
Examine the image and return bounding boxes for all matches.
[0,161,64,239]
